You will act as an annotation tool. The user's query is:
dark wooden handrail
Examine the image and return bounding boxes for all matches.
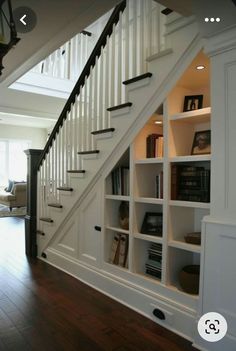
[37,1,126,169]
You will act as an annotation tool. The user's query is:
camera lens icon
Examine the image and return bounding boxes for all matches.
[198,312,227,342]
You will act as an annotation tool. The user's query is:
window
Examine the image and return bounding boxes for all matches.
[0,139,31,187]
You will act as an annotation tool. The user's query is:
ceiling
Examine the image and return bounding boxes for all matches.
[1,0,121,85]
[0,0,121,129]
[176,51,210,90]
[153,0,192,16]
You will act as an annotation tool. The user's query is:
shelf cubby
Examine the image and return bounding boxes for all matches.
[168,205,209,248]
[105,148,130,196]
[133,202,163,237]
[133,238,162,282]
[167,247,200,295]
[134,163,163,199]
[133,113,163,161]
[104,228,129,269]
[170,160,210,204]
[105,199,130,231]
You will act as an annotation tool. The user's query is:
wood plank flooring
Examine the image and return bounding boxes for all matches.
[0,217,198,351]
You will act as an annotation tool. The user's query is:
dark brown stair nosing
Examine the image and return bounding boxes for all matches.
[39,217,53,223]
[48,203,63,209]
[78,150,100,155]
[123,72,152,85]
[67,170,86,174]
[91,128,115,135]
[57,187,73,192]
[107,102,132,112]
[37,230,45,236]
[161,8,173,15]
[81,30,92,36]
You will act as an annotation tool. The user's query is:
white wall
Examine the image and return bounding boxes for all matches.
[0,124,47,149]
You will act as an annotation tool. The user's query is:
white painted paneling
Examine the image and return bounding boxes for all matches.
[79,183,102,267]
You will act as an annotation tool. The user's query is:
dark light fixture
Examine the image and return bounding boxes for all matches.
[0,0,20,75]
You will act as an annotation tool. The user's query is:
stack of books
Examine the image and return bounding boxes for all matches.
[171,165,210,202]
[109,233,129,268]
[111,167,130,195]
[156,171,163,198]
[146,134,164,158]
[145,243,162,280]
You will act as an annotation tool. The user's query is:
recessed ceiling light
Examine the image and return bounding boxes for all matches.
[196,65,205,70]
[155,120,163,125]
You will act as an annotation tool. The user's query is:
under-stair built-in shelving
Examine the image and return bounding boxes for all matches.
[35,0,211,346]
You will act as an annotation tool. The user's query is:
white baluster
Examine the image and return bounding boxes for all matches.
[92,58,98,144]
[104,36,109,128]
[88,67,93,149]
[73,99,77,169]
[58,127,61,188]
[125,1,130,83]
[132,0,137,77]
[110,24,116,108]
[98,54,103,130]
[117,13,122,105]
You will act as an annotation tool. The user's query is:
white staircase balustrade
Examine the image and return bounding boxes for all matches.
[37,0,167,243]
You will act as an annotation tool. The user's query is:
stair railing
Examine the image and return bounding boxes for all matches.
[32,30,95,81]
[36,0,167,230]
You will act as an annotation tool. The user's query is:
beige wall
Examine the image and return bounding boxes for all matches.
[0,124,47,149]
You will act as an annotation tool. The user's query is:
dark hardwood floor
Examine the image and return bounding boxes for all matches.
[0,217,198,351]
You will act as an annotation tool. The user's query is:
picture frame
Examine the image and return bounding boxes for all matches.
[141,212,162,236]
[183,95,203,112]
[191,130,211,155]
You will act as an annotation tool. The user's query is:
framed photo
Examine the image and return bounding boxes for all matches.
[191,130,211,155]
[141,212,162,236]
[183,95,203,112]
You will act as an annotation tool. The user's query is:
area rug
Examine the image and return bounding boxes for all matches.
[0,204,26,217]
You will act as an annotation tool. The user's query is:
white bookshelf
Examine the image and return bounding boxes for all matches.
[103,65,211,309]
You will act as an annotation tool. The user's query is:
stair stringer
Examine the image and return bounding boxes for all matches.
[38,20,201,257]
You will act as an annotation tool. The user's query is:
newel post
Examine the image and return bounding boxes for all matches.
[24,149,43,257]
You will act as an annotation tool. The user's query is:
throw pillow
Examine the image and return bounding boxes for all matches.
[5,179,14,192]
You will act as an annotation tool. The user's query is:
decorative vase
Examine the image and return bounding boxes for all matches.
[119,201,129,230]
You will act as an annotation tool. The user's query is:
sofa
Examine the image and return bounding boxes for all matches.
[0,182,27,211]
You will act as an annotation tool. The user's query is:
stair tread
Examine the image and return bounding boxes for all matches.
[91,128,115,135]
[81,30,92,36]
[78,150,100,155]
[123,72,152,85]
[67,170,86,173]
[39,217,53,223]
[107,102,132,112]
[57,187,73,191]
[48,203,63,208]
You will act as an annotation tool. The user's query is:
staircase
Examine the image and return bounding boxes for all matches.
[36,1,200,267]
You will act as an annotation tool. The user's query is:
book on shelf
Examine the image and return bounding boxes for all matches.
[171,164,210,202]
[145,243,162,280]
[156,171,163,199]
[111,167,130,196]
[109,233,129,268]
[146,134,163,158]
